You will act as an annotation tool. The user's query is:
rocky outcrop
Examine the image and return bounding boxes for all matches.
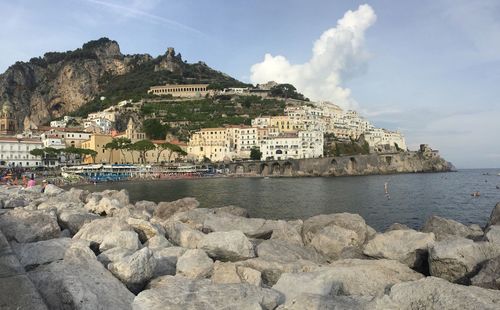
[108,247,157,294]
[471,256,500,290]
[422,215,483,241]
[198,230,255,261]
[0,208,60,243]
[176,249,213,279]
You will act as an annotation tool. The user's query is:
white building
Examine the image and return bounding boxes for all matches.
[0,136,43,167]
[84,117,113,133]
[50,120,67,128]
[41,134,65,149]
[259,129,324,161]
[364,128,407,152]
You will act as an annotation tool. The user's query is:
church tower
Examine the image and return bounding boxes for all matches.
[0,98,16,136]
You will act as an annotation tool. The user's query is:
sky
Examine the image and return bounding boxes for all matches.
[0,0,499,168]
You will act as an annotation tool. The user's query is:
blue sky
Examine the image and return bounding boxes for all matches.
[1,0,499,168]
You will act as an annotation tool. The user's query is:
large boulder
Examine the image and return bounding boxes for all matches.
[58,209,100,234]
[485,225,500,244]
[214,205,249,217]
[150,246,186,277]
[108,247,156,294]
[198,230,255,261]
[133,275,283,310]
[42,184,65,196]
[422,215,483,241]
[270,220,304,246]
[272,259,423,302]
[144,235,172,249]
[302,213,374,245]
[372,277,500,309]
[471,255,500,290]
[176,249,213,279]
[363,229,435,269]
[126,217,164,243]
[11,238,72,269]
[84,196,122,216]
[211,261,262,286]
[487,202,500,228]
[73,217,133,246]
[28,241,134,309]
[310,224,362,259]
[238,257,320,286]
[163,221,204,249]
[99,230,141,252]
[0,208,60,243]
[429,237,500,284]
[203,213,275,238]
[153,197,199,220]
[256,239,326,264]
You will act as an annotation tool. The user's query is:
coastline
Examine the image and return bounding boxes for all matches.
[0,184,499,309]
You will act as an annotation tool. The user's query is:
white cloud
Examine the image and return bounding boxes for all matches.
[250,4,376,109]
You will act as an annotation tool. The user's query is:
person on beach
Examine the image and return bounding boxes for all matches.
[41,180,48,193]
[22,175,28,187]
[27,176,36,188]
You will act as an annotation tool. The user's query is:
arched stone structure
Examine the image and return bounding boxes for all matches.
[260,163,270,176]
[283,162,293,176]
[271,162,281,175]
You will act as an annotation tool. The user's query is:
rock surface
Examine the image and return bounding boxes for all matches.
[133,275,283,310]
[372,276,500,309]
[0,208,60,243]
[363,229,435,269]
[422,215,483,241]
[211,261,262,286]
[153,197,200,220]
[273,259,423,301]
[176,249,213,279]
[108,247,156,293]
[99,230,141,252]
[471,255,500,290]
[198,230,255,261]
[164,221,204,249]
[429,237,500,283]
[11,238,72,269]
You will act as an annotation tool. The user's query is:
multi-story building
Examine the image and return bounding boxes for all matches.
[50,120,67,128]
[187,127,230,162]
[0,99,16,136]
[84,117,113,133]
[0,136,43,167]
[364,128,407,152]
[148,84,211,98]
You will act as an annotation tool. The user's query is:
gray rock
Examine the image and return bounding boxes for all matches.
[212,261,262,286]
[42,184,65,196]
[310,224,363,259]
[99,230,141,252]
[214,205,249,217]
[302,213,372,245]
[73,217,132,246]
[203,213,275,238]
[97,247,134,267]
[270,220,304,246]
[28,241,134,310]
[11,238,72,269]
[84,196,122,216]
[386,223,411,231]
[487,202,500,228]
[272,259,423,301]
[176,249,213,279]
[471,255,500,289]
[198,230,255,261]
[58,209,100,234]
[151,246,186,277]
[153,197,200,220]
[429,237,500,284]
[276,294,370,310]
[133,275,283,310]
[372,276,500,310]
[164,221,204,248]
[108,247,156,293]
[256,239,326,264]
[485,225,500,244]
[237,257,320,286]
[0,208,60,243]
[144,235,173,249]
[363,229,435,269]
[126,217,165,243]
[422,215,483,241]
[134,200,157,213]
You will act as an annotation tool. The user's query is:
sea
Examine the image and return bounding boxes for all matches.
[77,169,500,231]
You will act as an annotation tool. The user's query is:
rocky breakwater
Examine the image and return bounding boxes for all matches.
[0,185,499,309]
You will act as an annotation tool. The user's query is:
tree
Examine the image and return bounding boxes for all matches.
[114,137,132,163]
[104,140,118,163]
[156,142,174,163]
[143,119,168,140]
[250,147,262,161]
[132,140,155,164]
[270,83,308,101]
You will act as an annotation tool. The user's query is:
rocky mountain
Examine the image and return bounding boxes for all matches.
[0,38,245,130]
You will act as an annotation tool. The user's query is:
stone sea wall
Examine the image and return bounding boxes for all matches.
[1,184,499,309]
[226,152,454,177]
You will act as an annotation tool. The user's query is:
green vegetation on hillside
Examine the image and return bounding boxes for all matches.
[141,96,285,141]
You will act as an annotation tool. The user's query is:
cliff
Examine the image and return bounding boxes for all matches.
[0,38,245,130]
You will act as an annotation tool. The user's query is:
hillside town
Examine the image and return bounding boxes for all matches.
[0,82,406,171]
